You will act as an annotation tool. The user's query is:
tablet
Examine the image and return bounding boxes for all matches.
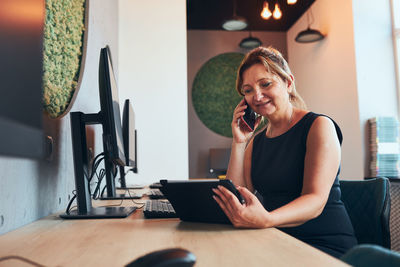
[159,179,244,224]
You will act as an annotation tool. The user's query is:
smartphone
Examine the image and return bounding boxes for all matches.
[239,99,257,132]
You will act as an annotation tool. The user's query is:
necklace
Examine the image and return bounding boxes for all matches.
[268,108,294,137]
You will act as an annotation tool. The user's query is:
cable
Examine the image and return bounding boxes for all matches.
[92,168,106,199]
[88,155,104,183]
[100,184,107,197]
[65,191,77,214]
[126,189,145,208]
[68,205,77,213]
[90,156,144,208]
[92,152,105,166]
[91,156,106,198]
[0,255,46,267]
[102,198,124,207]
[66,152,105,209]
[64,151,127,215]
[99,162,118,198]
[102,189,145,209]
[82,152,104,181]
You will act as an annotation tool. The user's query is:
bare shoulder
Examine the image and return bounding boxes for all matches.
[310,115,335,131]
[308,115,338,143]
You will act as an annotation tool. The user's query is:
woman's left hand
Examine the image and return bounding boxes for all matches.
[213,185,272,228]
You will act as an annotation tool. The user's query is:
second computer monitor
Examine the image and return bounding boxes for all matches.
[122,99,137,172]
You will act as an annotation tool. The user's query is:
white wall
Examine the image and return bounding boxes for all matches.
[287,0,364,180]
[187,30,287,178]
[118,0,188,184]
[352,0,398,175]
[0,0,119,234]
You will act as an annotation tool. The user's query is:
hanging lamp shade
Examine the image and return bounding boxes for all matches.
[239,35,262,49]
[295,27,324,43]
[222,16,248,31]
[222,0,247,31]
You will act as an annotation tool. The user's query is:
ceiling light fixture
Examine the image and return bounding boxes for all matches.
[272,3,282,19]
[261,1,285,20]
[239,32,262,49]
[295,7,325,43]
[287,0,297,4]
[260,2,272,20]
[222,0,248,31]
[295,28,324,43]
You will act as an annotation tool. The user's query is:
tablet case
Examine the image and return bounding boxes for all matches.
[159,179,242,224]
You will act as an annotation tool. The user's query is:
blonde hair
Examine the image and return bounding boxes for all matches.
[236,46,306,110]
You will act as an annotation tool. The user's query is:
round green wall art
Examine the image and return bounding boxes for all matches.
[42,0,86,118]
[192,53,244,137]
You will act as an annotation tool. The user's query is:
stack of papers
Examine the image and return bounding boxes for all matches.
[369,117,400,178]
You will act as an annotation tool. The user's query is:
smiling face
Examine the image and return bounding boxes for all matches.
[241,63,292,117]
[235,47,306,112]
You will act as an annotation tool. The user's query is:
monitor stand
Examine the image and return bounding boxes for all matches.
[60,206,137,219]
[60,112,138,219]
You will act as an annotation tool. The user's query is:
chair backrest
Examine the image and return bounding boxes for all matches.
[389,179,400,252]
[340,177,391,248]
[208,148,231,176]
[341,244,400,267]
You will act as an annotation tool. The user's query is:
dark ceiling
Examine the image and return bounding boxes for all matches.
[187,0,316,32]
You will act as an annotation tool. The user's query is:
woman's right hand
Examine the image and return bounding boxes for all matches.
[231,99,260,144]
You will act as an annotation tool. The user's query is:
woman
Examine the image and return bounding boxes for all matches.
[213,47,357,258]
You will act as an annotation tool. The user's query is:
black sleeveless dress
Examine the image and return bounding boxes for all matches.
[251,112,357,258]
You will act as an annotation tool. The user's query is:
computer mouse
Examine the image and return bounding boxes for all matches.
[125,248,196,267]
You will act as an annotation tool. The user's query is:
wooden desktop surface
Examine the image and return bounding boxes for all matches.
[0,190,348,267]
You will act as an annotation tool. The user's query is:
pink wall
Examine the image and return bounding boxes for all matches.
[287,0,397,179]
[287,0,363,180]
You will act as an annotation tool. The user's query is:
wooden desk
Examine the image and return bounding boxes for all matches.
[0,196,348,267]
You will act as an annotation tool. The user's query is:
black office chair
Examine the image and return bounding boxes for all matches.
[341,244,400,267]
[340,177,391,248]
[389,178,400,252]
[208,148,231,178]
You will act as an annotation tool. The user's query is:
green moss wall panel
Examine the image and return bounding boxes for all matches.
[43,0,85,118]
[192,53,244,137]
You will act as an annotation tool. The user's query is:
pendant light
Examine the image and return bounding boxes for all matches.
[260,1,272,20]
[272,3,282,20]
[295,28,324,43]
[262,1,296,20]
[239,32,262,49]
[222,0,248,31]
[295,6,325,43]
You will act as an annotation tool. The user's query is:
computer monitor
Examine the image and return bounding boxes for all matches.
[98,47,125,166]
[123,99,137,169]
[0,0,44,159]
[60,47,138,219]
[98,47,141,199]
[118,99,138,188]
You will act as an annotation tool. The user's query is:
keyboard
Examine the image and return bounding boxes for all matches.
[149,182,163,189]
[143,200,177,218]
[147,189,165,199]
